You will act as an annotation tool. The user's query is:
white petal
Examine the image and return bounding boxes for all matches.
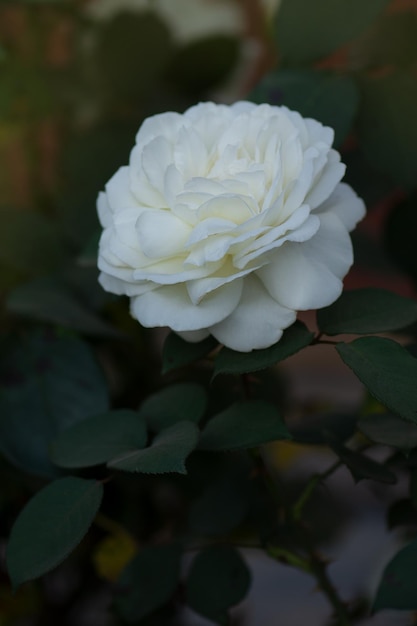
[164,165,184,208]
[186,217,235,247]
[99,272,156,297]
[184,235,235,267]
[141,136,174,192]
[131,280,243,331]
[257,213,352,310]
[130,152,166,207]
[186,263,256,305]
[315,182,366,232]
[105,166,138,212]
[97,192,111,227]
[135,111,185,149]
[176,329,211,343]
[136,210,191,259]
[132,259,215,284]
[210,275,296,352]
[174,127,208,177]
[233,206,318,269]
[197,195,256,223]
[305,150,346,209]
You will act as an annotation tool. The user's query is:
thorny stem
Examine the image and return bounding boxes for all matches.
[293,459,342,521]
[308,549,352,626]
[240,373,352,625]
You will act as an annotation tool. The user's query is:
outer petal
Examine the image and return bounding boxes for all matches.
[210,275,296,352]
[131,280,243,331]
[105,166,138,212]
[257,213,352,310]
[305,150,345,209]
[176,329,211,343]
[135,112,186,150]
[315,182,366,232]
[97,192,111,228]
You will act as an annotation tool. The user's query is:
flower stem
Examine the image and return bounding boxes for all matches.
[308,549,352,626]
[292,459,342,521]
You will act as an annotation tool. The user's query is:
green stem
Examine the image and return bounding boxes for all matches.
[308,550,351,626]
[293,459,342,521]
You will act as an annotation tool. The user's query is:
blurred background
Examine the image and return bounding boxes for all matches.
[1,0,417,624]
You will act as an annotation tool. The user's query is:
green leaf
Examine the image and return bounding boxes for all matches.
[0,208,69,275]
[162,332,218,374]
[107,421,199,474]
[186,545,251,623]
[374,538,417,611]
[358,413,417,451]
[358,70,417,189]
[50,410,147,469]
[139,383,207,432]
[6,276,120,338]
[328,437,396,484]
[114,542,182,623]
[199,401,291,451]
[317,288,417,335]
[336,337,417,424]
[251,70,359,147]
[214,321,314,378]
[276,0,389,64]
[7,477,103,589]
[0,331,109,477]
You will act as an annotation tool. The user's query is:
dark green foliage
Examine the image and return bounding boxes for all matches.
[166,36,240,94]
[162,332,218,373]
[140,383,207,431]
[358,70,417,189]
[199,400,291,451]
[107,421,199,474]
[50,410,147,468]
[0,331,109,476]
[374,539,417,611]
[188,461,251,536]
[328,436,396,484]
[186,545,251,623]
[337,338,417,423]
[214,321,314,377]
[276,0,389,64]
[7,275,120,337]
[291,412,357,445]
[0,208,69,276]
[251,70,359,147]
[384,193,417,284]
[7,477,103,590]
[114,543,182,622]
[317,288,417,335]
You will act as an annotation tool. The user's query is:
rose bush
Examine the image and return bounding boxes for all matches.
[97,102,365,351]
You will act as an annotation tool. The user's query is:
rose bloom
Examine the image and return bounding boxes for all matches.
[97,102,365,352]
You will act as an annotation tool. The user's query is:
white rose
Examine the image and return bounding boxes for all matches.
[97,102,365,352]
